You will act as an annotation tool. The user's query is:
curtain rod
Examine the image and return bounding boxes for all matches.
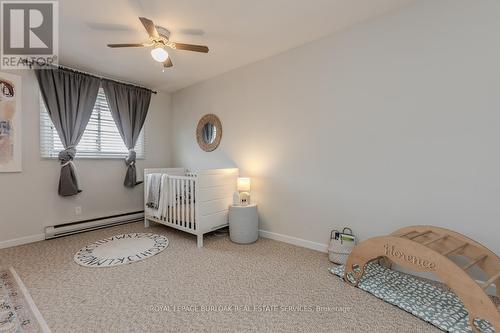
[28,60,158,94]
[57,64,158,94]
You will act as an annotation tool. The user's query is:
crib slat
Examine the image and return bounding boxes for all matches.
[186,179,189,227]
[176,178,180,225]
[178,178,182,226]
[166,177,169,222]
[190,179,194,229]
[168,177,172,222]
[192,178,196,230]
[185,178,189,228]
[162,177,166,221]
[179,179,184,227]
[173,178,177,225]
[169,177,173,223]
[181,179,186,227]
[182,178,186,227]
[170,179,177,224]
[184,179,188,228]
[169,177,172,223]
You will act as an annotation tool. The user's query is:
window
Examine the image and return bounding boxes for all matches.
[40,88,145,159]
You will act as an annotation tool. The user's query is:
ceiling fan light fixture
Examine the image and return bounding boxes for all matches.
[151,47,168,62]
[107,17,210,70]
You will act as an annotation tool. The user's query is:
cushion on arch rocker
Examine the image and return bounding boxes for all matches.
[330,262,495,333]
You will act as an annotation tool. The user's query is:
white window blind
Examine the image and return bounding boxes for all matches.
[40,88,145,159]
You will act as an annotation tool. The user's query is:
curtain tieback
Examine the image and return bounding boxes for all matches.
[61,161,74,167]
[59,147,76,167]
[125,149,136,166]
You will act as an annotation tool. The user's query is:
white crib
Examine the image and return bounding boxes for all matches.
[144,168,239,247]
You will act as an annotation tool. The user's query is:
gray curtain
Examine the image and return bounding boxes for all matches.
[35,67,100,196]
[101,79,151,188]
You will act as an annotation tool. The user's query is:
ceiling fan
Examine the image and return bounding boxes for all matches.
[107,17,209,68]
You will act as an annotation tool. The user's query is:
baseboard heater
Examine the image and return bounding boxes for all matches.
[45,211,144,239]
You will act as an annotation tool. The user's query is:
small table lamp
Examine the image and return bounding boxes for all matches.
[237,177,251,206]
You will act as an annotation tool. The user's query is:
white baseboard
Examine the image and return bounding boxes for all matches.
[0,234,45,250]
[259,229,328,253]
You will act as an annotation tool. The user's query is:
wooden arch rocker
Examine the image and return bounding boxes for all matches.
[343,226,500,332]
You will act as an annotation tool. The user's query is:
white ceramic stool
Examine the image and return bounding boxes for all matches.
[229,204,258,244]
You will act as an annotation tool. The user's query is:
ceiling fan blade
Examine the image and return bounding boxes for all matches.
[139,17,159,38]
[163,57,173,68]
[168,42,209,53]
[107,43,148,48]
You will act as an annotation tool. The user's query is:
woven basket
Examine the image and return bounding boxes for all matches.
[328,228,356,265]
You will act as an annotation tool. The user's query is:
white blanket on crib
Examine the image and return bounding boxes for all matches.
[146,174,168,219]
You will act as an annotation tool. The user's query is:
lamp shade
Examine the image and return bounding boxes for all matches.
[237,177,251,192]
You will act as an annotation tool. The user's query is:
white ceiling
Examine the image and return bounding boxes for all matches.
[59,0,415,92]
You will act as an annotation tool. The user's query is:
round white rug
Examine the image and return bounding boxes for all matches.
[74,233,169,267]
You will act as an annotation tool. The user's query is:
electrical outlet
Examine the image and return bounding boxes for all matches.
[75,206,82,216]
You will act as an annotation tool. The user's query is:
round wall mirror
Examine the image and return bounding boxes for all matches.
[196,114,222,152]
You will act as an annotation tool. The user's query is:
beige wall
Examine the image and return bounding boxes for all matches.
[171,0,500,253]
[0,70,172,244]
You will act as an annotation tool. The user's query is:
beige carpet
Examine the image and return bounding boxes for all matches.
[0,222,439,333]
